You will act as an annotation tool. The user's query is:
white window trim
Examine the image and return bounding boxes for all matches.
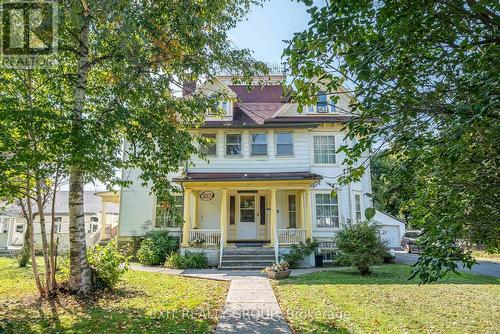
[250,132,268,157]
[200,133,218,156]
[353,191,364,222]
[225,133,243,157]
[312,190,342,231]
[275,131,294,157]
[310,133,338,166]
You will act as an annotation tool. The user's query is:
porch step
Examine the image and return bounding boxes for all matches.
[223,247,274,256]
[219,247,275,270]
[218,266,267,271]
[223,254,275,261]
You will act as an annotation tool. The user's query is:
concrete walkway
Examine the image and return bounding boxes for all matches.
[130,264,298,333]
[215,276,291,334]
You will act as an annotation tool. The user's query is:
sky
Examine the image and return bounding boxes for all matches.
[228,0,311,64]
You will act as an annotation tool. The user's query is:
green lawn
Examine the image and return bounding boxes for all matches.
[273,264,500,334]
[0,257,229,333]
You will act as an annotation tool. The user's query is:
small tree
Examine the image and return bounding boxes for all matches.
[335,221,386,275]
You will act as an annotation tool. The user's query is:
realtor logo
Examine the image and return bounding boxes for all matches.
[0,0,58,68]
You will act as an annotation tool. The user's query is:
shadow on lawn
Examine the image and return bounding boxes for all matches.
[278,265,499,286]
[4,288,216,334]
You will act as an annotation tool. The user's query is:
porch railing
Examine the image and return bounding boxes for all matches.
[189,229,221,245]
[276,228,306,245]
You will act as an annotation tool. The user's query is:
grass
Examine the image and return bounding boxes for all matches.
[0,257,229,333]
[273,264,500,334]
[473,251,500,263]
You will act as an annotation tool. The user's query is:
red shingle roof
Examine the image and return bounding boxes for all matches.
[228,85,287,103]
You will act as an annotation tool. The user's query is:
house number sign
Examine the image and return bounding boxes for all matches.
[200,191,215,201]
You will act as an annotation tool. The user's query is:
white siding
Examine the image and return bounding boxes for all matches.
[118,168,155,237]
[189,129,311,172]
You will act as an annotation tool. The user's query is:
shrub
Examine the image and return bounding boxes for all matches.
[165,251,209,269]
[87,240,129,289]
[331,252,352,266]
[335,221,387,275]
[283,238,319,269]
[16,245,30,267]
[137,230,179,265]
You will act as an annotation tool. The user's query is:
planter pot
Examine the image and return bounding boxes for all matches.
[315,254,324,267]
[267,270,291,279]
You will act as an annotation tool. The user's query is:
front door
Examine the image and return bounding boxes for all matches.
[238,195,257,239]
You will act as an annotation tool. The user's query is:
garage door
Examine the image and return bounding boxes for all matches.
[380,225,401,248]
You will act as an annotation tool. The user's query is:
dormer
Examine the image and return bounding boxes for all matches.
[304,91,336,114]
[197,77,237,121]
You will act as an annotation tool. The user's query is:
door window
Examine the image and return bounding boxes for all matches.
[240,196,256,222]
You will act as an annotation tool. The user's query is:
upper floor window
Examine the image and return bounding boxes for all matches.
[306,92,336,113]
[317,91,328,113]
[316,193,339,228]
[251,133,267,156]
[354,194,362,221]
[90,217,99,222]
[156,195,183,228]
[276,132,293,156]
[313,135,336,164]
[208,95,230,116]
[226,134,242,156]
[200,134,217,156]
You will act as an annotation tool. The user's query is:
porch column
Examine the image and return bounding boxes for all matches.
[269,189,277,246]
[192,191,199,229]
[220,189,228,246]
[100,200,107,240]
[297,190,304,229]
[181,189,192,247]
[304,190,312,239]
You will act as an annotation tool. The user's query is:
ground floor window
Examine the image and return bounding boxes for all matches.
[315,193,339,228]
[156,195,184,228]
[354,193,362,221]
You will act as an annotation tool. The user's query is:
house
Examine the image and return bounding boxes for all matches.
[0,191,119,252]
[117,72,405,268]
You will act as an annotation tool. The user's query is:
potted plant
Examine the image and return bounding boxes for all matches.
[262,261,291,279]
[190,237,205,247]
[315,248,324,268]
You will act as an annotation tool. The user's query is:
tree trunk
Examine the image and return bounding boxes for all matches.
[68,5,93,294]
[25,184,44,296]
[35,177,52,293]
[49,169,60,292]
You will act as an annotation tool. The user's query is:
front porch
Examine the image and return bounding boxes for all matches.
[174,172,320,265]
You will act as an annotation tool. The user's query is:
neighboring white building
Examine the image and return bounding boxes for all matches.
[118,74,405,267]
[0,191,119,251]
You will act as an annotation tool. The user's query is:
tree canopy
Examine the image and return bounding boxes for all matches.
[285,0,499,282]
[0,0,266,294]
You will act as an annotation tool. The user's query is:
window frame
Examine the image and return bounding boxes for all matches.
[225,133,242,157]
[155,194,184,229]
[275,132,294,157]
[251,133,268,156]
[354,192,363,222]
[200,133,217,156]
[314,192,340,229]
[312,134,336,165]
